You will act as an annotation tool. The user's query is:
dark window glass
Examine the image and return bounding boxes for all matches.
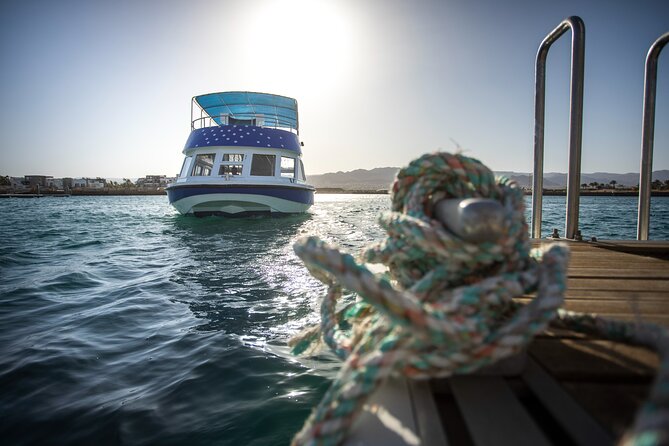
[250,154,276,176]
[229,117,255,126]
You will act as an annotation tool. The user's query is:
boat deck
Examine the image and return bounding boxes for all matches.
[524,239,669,324]
[348,239,669,446]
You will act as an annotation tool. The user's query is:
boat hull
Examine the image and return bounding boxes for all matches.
[166,183,314,216]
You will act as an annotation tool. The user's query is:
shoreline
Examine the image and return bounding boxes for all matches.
[2,189,669,197]
[313,188,669,197]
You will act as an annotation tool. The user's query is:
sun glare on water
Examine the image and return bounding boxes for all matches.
[241,0,356,99]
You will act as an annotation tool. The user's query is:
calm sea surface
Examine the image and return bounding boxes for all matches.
[1,194,668,445]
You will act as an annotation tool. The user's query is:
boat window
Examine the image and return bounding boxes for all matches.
[281,157,296,178]
[223,154,244,162]
[179,156,192,178]
[191,153,215,176]
[219,164,243,176]
[299,160,306,181]
[250,154,276,176]
[229,117,255,126]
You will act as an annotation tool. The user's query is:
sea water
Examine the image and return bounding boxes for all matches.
[1,194,668,445]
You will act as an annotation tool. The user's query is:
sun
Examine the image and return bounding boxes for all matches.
[241,0,357,98]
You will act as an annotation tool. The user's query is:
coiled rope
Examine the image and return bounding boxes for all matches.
[289,152,669,446]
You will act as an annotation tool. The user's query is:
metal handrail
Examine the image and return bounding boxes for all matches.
[190,116,299,133]
[531,16,586,239]
[637,32,669,240]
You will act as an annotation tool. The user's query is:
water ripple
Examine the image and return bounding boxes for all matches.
[0,194,667,444]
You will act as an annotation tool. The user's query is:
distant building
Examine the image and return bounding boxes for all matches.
[72,177,106,189]
[136,175,174,188]
[88,178,106,189]
[6,177,28,191]
[25,175,52,187]
[46,178,64,189]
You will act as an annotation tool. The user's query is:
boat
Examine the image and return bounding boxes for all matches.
[166,91,315,216]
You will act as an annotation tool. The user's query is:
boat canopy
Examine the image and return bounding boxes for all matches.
[194,92,298,132]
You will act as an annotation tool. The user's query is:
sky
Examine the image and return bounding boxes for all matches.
[0,0,668,178]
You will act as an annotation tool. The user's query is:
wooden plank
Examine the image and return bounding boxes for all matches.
[573,314,669,325]
[522,360,613,445]
[532,239,669,251]
[515,297,669,316]
[408,380,449,446]
[587,240,669,259]
[566,268,669,278]
[560,382,650,439]
[567,278,669,292]
[563,300,667,315]
[568,263,668,272]
[563,289,669,299]
[568,262,667,269]
[532,239,669,257]
[450,376,551,446]
[347,377,422,446]
[528,339,658,381]
[567,257,665,266]
[521,290,669,301]
[565,249,664,258]
[590,240,669,249]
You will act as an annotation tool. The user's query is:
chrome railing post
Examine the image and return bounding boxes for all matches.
[190,97,194,131]
[532,16,586,239]
[637,32,669,240]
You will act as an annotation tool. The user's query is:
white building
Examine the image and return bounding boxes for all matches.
[136,175,174,188]
[73,178,106,188]
[46,178,64,189]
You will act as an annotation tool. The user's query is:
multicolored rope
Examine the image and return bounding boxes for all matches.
[289,152,669,445]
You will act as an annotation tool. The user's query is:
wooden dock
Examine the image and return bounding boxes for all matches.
[348,239,669,446]
[524,239,669,325]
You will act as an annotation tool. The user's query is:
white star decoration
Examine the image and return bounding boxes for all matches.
[191,126,300,151]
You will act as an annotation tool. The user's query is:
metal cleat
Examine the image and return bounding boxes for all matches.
[434,198,505,243]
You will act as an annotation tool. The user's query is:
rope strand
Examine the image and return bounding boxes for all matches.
[290,152,668,445]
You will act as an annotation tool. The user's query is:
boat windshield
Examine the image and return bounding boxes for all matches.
[192,91,299,133]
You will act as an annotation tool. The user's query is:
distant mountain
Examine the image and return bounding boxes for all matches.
[307,168,669,190]
[512,171,669,188]
[307,167,399,191]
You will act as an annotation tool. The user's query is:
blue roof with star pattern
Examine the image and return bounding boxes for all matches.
[183,125,302,154]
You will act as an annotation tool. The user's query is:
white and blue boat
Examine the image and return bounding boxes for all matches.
[167,91,314,216]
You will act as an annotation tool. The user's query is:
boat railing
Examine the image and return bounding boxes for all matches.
[532,18,668,240]
[637,32,669,240]
[531,16,585,239]
[190,116,298,134]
